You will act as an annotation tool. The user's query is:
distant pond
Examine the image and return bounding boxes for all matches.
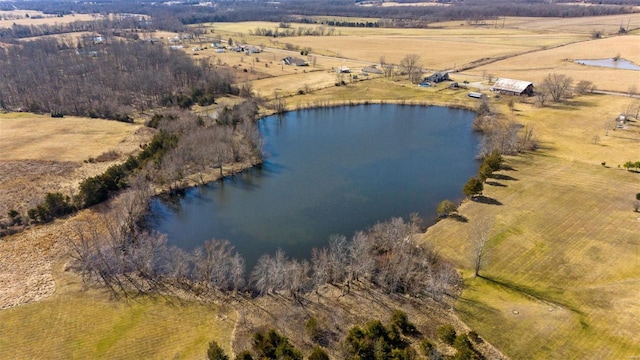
[574,58,640,71]
[150,104,480,269]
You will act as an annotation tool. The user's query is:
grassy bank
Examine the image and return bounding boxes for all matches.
[0,267,236,359]
[420,93,640,359]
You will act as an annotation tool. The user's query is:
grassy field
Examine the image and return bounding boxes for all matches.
[1,13,640,360]
[0,271,236,359]
[207,21,587,71]
[0,113,145,162]
[469,35,640,93]
[419,93,640,359]
[0,10,99,28]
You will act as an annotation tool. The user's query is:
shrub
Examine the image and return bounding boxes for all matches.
[462,177,483,198]
[452,334,476,360]
[207,340,229,360]
[484,150,503,172]
[308,347,329,360]
[306,317,323,344]
[235,350,254,360]
[252,329,302,360]
[437,324,456,345]
[420,338,441,359]
[390,310,417,335]
[467,331,481,344]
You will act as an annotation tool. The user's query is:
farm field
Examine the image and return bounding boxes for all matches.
[208,21,587,70]
[1,11,640,359]
[0,113,145,162]
[420,93,640,359]
[469,35,640,93]
[0,10,100,27]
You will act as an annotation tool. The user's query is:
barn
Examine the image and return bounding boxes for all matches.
[490,78,534,96]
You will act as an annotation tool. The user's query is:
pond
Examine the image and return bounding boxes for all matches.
[574,58,640,71]
[150,104,480,269]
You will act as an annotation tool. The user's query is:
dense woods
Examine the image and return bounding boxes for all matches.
[0,38,235,119]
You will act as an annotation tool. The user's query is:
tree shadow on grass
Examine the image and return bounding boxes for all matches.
[474,196,502,206]
[491,173,518,181]
[485,181,506,187]
[449,214,468,222]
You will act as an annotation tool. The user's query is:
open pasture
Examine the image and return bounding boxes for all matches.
[468,35,640,93]
[0,113,144,162]
[0,274,236,359]
[434,13,640,35]
[420,93,640,359]
[207,21,586,72]
[0,11,100,28]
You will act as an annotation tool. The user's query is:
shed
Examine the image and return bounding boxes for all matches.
[282,57,308,66]
[362,66,383,75]
[468,92,485,99]
[490,78,534,96]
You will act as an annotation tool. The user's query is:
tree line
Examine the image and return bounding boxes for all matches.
[67,185,460,302]
[4,0,636,33]
[19,102,263,227]
[0,17,156,41]
[0,38,235,120]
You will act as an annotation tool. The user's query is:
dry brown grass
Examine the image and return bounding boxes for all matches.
[1,14,639,359]
[0,113,154,226]
[0,203,235,359]
[0,11,100,28]
[420,93,640,359]
[0,113,146,162]
[468,35,640,93]
[207,21,586,72]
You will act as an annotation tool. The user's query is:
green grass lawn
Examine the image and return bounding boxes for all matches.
[0,281,235,359]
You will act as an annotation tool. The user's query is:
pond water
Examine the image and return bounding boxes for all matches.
[574,58,640,71]
[150,104,479,269]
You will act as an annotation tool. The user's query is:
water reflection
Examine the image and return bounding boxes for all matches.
[575,58,640,71]
[151,105,480,269]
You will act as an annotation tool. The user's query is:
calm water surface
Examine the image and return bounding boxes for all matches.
[575,58,640,71]
[151,105,479,268]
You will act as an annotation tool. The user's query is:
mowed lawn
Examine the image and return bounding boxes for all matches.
[0,113,143,162]
[0,285,236,359]
[420,93,640,359]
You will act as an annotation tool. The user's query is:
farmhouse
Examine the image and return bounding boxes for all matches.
[424,71,449,83]
[491,78,534,96]
[282,56,308,66]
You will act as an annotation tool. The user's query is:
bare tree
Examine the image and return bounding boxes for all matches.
[399,54,422,83]
[347,231,374,283]
[383,64,394,79]
[535,88,549,107]
[575,80,595,95]
[470,217,492,277]
[542,73,573,102]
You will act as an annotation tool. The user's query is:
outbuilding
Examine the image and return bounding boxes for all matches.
[490,78,534,96]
